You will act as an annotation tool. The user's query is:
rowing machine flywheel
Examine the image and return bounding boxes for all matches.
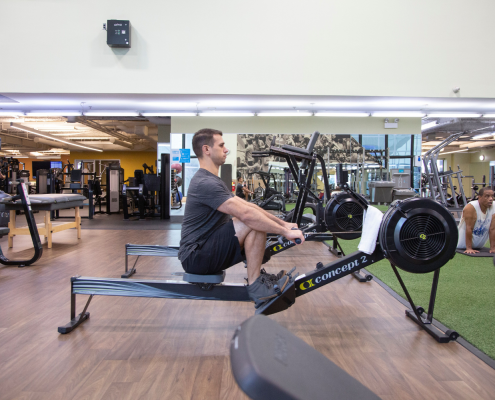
[325,193,366,240]
[379,198,457,274]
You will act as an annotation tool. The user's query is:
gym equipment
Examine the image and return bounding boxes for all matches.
[423,132,468,217]
[230,315,380,400]
[4,193,85,249]
[58,133,459,344]
[106,164,121,214]
[123,156,171,220]
[0,182,43,267]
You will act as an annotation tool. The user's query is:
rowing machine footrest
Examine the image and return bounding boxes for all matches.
[183,271,226,284]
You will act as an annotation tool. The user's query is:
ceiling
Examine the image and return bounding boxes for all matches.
[2,92,495,157]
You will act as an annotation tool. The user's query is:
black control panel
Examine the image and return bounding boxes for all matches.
[107,20,130,48]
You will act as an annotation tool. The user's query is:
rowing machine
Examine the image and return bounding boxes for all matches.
[58,196,459,343]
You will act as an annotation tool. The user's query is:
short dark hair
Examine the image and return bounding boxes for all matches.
[479,186,493,197]
[192,128,223,158]
[237,177,243,182]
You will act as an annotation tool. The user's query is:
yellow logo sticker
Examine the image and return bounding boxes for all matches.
[348,214,352,219]
[419,233,426,240]
[299,279,315,291]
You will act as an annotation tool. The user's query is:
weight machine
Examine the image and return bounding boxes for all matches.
[422,132,467,217]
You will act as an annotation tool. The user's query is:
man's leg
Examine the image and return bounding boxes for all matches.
[233,217,266,284]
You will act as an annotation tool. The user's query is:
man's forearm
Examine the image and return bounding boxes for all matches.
[465,229,474,249]
[242,207,288,235]
[245,201,286,227]
[490,229,495,249]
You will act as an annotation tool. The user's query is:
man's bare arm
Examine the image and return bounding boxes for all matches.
[242,198,297,229]
[218,197,304,243]
[463,204,478,254]
[489,214,495,253]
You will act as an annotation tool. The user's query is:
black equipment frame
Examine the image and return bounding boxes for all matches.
[0,182,43,267]
[58,238,455,343]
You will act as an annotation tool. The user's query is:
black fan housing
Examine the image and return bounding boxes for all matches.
[325,193,366,240]
[379,198,458,273]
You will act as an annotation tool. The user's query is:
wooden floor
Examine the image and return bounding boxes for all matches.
[1,228,494,400]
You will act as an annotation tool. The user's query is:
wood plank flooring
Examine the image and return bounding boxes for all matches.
[0,228,494,399]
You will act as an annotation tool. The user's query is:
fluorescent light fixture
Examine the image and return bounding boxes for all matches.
[84,111,140,117]
[141,112,197,117]
[314,112,369,117]
[10,123,103,152]
[441,149,469,155]
[257,112,313,117]
[372,111,426,118]
[199,112,255,117]
[421,121,438,131]
[472,132,495,140]
[426,113,482,118]
[482,114,495,118]
[26,111,82,116]
[0,111,24,116]
[50,132,84,136]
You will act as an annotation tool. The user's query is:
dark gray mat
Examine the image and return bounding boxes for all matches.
[456,247,494,257]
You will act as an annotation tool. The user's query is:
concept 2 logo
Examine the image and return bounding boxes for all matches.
[271,230,315,253]
[299,255,368,291]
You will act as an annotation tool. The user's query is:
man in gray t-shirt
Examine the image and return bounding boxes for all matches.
[179,128,305,309]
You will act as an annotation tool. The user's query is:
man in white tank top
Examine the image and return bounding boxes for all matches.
[457,187,495,254]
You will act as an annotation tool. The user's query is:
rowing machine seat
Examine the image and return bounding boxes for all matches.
[183,271,226,284]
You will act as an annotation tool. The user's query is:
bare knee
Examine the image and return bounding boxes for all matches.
[233,217,253,247]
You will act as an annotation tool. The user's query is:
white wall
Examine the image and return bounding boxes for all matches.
[171,116,420,135]
[2,1,495,98]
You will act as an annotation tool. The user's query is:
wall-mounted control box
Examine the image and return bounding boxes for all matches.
[107,20,130,48]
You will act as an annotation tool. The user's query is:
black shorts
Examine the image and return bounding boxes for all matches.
[181,220,245,275]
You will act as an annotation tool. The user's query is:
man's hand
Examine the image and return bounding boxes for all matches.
[284,222,299,230]
[283,228,305,245]
[490,247,495,254]
[464,248,479,254]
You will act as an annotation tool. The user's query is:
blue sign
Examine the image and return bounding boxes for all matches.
[399,169,404,173]
[180,149,190,163]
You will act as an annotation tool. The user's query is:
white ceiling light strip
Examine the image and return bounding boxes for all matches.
[426,113,482,118]
[141,112,197,117]
[421,121,438,131]
[440,149,469,155]
[257,112,313,117]
[26,111,82,116]
[84,111,140,117]
[10,123,103,152]
[0,111,24,116]
[372,111,426,117]
[314,112,369,117]
[472,132,495,140]
[199,112,255,117]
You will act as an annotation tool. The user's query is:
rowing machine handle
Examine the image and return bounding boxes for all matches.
[278,228,302,245]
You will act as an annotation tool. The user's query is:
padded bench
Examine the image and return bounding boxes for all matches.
[0,194,85,249]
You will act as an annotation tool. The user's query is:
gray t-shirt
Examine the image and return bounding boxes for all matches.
[178,168,233,262]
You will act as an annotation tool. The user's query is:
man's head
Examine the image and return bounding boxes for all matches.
[478,186,494,208]
[192,128,228,165]
[237,177,243,183]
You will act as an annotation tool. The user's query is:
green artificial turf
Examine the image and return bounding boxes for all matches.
[328,204,495,361]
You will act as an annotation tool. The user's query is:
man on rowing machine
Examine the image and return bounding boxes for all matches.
[178,128,305,308]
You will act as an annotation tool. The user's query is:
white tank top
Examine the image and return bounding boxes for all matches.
[457,200,495,249]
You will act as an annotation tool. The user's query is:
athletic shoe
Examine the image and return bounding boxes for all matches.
[246,273,290,308]
[260,268,287,282]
